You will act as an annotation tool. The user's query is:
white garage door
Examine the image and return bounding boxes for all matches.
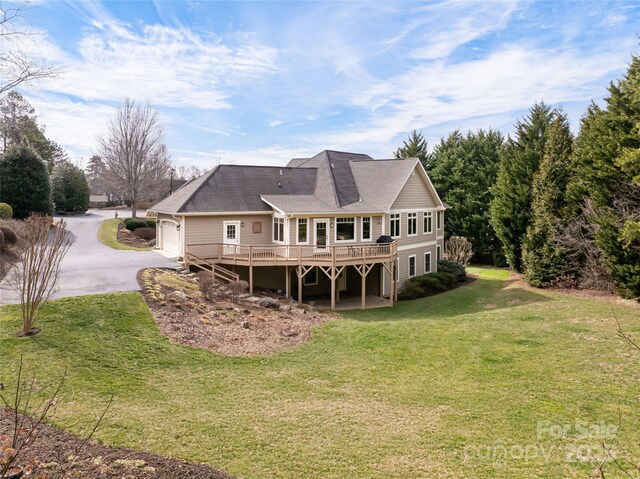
[161,221,180,256]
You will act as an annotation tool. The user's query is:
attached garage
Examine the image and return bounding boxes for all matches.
[159,220,181,256]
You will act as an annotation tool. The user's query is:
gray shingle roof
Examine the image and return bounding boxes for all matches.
[151,150,436,215]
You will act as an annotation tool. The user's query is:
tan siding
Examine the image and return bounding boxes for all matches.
[184,214,272,246]
[391,169,438,210]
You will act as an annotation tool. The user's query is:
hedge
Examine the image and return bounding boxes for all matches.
[437,259,467,282]
[398,272,459,300]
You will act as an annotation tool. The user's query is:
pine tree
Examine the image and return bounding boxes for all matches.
[430,129,504,264]
[490,102,557,272]
[52,161,90,214]
[394,129,430,169]
[522,114,573,286]
[0,142,52,219]
[568,55,640,297]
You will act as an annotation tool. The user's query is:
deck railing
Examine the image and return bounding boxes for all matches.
[186,241,397,266]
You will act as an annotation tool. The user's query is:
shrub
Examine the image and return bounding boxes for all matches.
[229,280,249,303]
[124,219,146,230]
[437,259,466,282]
[197,271,216,301]
[0,225,18,245]
[145,219,157,228]
[398,272,459,300]
[445,236,474,265]
[134,227,156,240]
[258,297,281,309]
[0,203,13,220]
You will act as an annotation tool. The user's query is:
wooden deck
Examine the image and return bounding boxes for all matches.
[185,242,397,267]
[184,242,398,311]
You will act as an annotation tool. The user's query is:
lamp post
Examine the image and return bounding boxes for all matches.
[169,168,175,195]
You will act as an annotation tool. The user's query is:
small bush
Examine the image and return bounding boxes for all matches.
[124,219,146,230]
[229,279,249,303]
[0,225,18,245]
[0,203,13,220]
[134,227,156,240]
[437,259,466,282]
[144,219,157,228]
[197,271,216,301]
[398,272,459,300]
[258,296,281,309]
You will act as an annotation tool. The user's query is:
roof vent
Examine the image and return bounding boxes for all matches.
[279,169,283,175]
[331,163,335,168]
[278,182,282,188]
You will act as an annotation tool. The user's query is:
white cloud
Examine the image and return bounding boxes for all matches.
[269,120,283,127]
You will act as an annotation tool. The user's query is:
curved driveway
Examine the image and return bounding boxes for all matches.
[0,210,177,305]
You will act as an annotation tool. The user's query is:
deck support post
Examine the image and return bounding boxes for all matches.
[249,266,253,295]
[285,266,291,299]
[297,266,303,304]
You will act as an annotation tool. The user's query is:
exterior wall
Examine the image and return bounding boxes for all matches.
[183,214,273,248]
[391,170,438,210]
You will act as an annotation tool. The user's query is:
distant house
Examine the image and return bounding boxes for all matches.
[88,194,109,208]
[150,150,445,309]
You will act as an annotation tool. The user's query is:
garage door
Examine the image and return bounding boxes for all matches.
[161,221,180,256]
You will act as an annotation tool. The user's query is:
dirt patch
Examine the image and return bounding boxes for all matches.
[117,222,153,248]
[1,410,234,479]
[138,268,337,356]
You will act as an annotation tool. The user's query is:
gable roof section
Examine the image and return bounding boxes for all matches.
[151,165,317,214]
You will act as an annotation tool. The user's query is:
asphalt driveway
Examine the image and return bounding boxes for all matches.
[0,210,177,305]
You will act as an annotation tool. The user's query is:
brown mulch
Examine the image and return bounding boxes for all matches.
[0,410,234,479]
[117,222,152,248]
[137,268,336,356]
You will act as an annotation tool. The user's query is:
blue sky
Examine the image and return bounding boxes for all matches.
[10,0,640,169]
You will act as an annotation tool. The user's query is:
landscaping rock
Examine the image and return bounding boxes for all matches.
[280,329,298,337]
[241,321,251,329]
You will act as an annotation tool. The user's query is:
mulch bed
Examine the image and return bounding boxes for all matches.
[138,268,336,356]
[0,410,234,479]
[117,222,152,248]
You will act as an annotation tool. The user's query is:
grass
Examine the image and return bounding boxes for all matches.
[0,268,639,478]
[97,218,152,251]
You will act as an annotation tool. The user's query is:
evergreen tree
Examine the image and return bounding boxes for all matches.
[394,129,430,169]
[522,114,574,286]
[568,55,640,297]
[430,129,504,264]
[52,161,90,214]
[0,142,52,219]
[490,102,557,272]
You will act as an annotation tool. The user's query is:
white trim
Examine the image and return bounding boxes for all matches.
[424,252,432,274]
[423,210,433,234]
[361,216,372,242]
[408,254,416,278]
[397,240,438,251]
[407,211,418,236]
[222,220,241,244]
[259,197,286,215]
[381,214,386,235]
[296,218,309,244]
[389,213,401,239]
[334,216,357,243]
[314,218,329,247]
[153,210,271,217]
[272,216,285,244]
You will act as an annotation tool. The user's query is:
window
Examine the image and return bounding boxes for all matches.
[408,255,416,277]
[226,223,237,241]
[336,217,355,241]
[437,244,442,261]
[424,252,432,273]
[437,211,443,230]
[273,217,285,242]
[407,212,417,236]
[390,213,400,237]
[423,211,432,234]
[303,267,318,286]
[297,218,308,243]
[361,217,371,241]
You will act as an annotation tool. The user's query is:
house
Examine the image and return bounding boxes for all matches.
[150,150,445,309]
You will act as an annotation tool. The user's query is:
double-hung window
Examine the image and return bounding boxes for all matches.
[361,217,371,241]
[408,255,416,278]
[390,213,401,238]
[437,244,442,261]
[336,217,355,241]
[297,218,308,244]
[437,211,443,230]
[424,252,432,273]
[423,211,433,234]
[407,212,417,236]
[273,217,285,243]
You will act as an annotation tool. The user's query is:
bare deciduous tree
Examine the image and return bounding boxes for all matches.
[0,2,61,95]
[98,98,172,217]
[9,216,72,336]
[444,236,473,265]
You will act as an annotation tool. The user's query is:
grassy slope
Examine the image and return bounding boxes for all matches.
[97,218,152,251]
[0,268,638,478]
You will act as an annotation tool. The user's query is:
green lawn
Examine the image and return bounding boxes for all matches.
[0,268,638,478]
[97,218,152,251]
